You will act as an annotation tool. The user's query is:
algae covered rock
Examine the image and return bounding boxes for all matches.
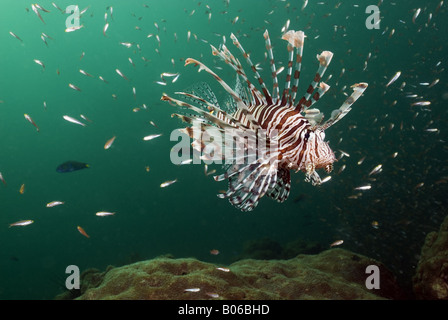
[234,237,323,261]
[413,215,448,299]
[73,248,403,300]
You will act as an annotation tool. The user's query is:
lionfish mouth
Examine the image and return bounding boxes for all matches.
[162,29,367,212]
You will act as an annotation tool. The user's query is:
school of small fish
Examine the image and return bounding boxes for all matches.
[0,0,446,299]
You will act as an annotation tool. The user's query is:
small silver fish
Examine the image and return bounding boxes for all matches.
[330,240,344,247]
[143,134,162,141]
[172,74,180,83]
[119,42,133,48]
[0,172,6,186]
[411,101,431,107]
[179,159,193,165]
[80,114,92,122]
[79,69,93,77]
[52,2,63,12]
[65,25,84,33]
[9,31,22,42]
[354,185,371,191]
[386,71,401,87]
[33,59,45,70]
[9,220,34,227]
[68,83,81,91]
[115,69,129,81]
[24,113,40,132]
[46,201,65,207]
[96,211,115,217]
[103,23,109,37]
[31,4,45,24]
[99,76,109,84]
[412,8,421,24]
[63,115,86,127]
[369,164,382,176]
[160,179,177,188]
[34,3,50,13]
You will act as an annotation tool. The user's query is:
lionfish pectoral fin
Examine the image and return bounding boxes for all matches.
[215,155,280,212]
[305,169,322,186]
[266,168,291,203]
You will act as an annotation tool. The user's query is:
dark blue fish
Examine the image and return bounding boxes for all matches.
[56,161,90,173]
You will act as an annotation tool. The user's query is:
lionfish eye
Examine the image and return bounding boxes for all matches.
[304,132,310,140]
[325,164,333,173]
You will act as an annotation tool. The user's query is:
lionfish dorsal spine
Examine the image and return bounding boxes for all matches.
[296,50,334,112]
[263,30,281,104]
[282,30,305,105]
[212,42,265,106]
[184,57,262,132]
[307,82,331,111]
[320,82,368,130]
[229,33,272,105]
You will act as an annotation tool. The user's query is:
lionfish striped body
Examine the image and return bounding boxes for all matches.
[162,30,368,211]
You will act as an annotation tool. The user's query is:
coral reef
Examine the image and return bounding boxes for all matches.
[413,215,448,299]
[56,248,404,300]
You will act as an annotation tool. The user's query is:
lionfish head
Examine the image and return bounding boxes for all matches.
[303,128,336,173]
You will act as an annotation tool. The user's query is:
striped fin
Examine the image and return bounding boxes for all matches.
[282,30,305,105]
[296,51,333,112]
[266,168,291,203]
[264,30,280,104]
[320,82,368,130]
[234,75,250,105]
[184,82,220,109]
[223,76,247,114]
[211,42,265,106]
[229,33,272,105]
[184,58,262,132]
[175,91,240,128]
[308,82,330,109]
[161,94,236,130]
[218,158,279,212]
[280,39,294,106]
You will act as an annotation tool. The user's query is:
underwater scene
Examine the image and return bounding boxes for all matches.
[0,0,447,300]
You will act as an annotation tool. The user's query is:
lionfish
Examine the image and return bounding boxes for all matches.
[162,29,368,211]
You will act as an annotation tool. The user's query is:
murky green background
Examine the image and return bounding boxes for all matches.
[0,0,446,299]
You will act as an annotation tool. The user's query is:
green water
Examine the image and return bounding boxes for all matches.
[0,0,446,299]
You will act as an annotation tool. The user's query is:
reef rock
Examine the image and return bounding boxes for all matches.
[413,215,448,299]
[60,248,403,300]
